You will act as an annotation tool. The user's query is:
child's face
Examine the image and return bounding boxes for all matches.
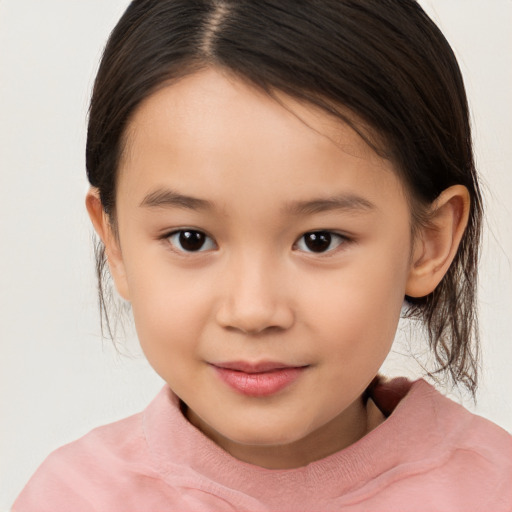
[112,68,415,467]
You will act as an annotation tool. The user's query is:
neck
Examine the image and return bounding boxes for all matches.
[186,395,384,470]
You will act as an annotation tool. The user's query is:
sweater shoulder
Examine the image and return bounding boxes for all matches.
[435,390,512,466]
[45,410,148,469]
[12,412,166,512]
[449,405,512,488]
[411,384,512,509]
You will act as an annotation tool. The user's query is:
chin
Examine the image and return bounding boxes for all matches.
[220,420,310,447]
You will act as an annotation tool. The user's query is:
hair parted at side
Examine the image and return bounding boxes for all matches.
[86,0,483,395]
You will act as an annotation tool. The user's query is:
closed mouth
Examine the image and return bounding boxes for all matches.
[211,360,308,373]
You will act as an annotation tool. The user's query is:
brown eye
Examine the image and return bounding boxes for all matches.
[297,231,346,253]
[168,230,216,252]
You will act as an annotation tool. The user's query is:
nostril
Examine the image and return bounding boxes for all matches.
[225,324,286,336]
[215,299,295,334]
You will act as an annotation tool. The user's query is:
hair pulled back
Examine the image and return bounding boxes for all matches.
[86,0,482,394]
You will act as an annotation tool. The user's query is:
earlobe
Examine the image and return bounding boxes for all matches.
[405,185,470,298]
[85,188,130,301]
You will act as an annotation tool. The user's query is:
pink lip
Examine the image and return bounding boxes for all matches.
[211,361,308,397]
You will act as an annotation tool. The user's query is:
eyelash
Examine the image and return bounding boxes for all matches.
[162,229,351,255]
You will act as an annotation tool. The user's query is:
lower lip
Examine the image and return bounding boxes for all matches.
[213,366,307,397]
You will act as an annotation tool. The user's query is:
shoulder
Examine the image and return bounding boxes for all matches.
[12,389,184,512]
[425,383,512,509]
[439,392,512,497]
[416,380,512,464]
[12,413,138,511]
[372,378,512,510]
[373,377,512,456]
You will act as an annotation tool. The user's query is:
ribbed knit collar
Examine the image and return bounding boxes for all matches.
[143,378,458,509]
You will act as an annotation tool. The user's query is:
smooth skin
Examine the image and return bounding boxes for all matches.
[87,68,470,470]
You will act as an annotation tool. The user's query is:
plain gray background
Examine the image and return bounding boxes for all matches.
[1,1,511,509]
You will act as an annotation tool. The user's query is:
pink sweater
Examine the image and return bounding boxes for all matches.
[13,379,512,511]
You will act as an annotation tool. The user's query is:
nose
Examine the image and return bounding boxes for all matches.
[215,252,295,335]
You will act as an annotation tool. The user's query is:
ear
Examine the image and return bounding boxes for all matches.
[406,185,470,298]
[85,188,130,301]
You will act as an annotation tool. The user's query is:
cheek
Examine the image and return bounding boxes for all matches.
[303,254,408,363]
[125,260,213,365]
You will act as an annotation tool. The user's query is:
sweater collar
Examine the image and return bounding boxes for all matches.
[143,378,450,506]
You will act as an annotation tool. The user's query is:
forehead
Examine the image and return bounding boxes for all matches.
[118,68,406,212]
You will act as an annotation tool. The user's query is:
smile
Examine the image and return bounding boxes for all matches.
[210,361,309,397]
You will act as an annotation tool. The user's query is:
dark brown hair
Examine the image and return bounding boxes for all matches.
[86,0,482,394]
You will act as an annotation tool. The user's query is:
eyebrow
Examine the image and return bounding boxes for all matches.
[139,188,213,211]
[283,194,376,216]
[140,188,376,216]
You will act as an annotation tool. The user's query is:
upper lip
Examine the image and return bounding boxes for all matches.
[211,361,308,374]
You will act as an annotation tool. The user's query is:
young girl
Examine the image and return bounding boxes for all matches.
[13,0,512,510]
